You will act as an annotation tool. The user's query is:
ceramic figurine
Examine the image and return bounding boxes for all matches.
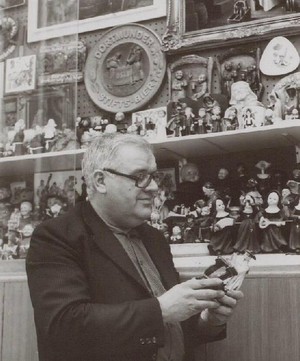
[19,201,33,230]
[223,106,238,131]
[233,195,261,253]
[183,214,199,243]
[208,198,235,255]
[114,112,128,133]
[202,181,218,208]
[243,178,263,210]
[256,160,271,198]
[175,162,203,207]
[215,167,232,205]
[169,225,183,244]
[17,223,34,259]
[166,102,185,137]
[197,205,213,242]
[288,195,300,253]
[268,91,283,122]
[284,85,298,120]
[191,73,208,100]
[183,106,195,136]
[171,69,189,102]
[43,119,58,151]
[211,105,222,132]
[259,190,288,253]
[12,119,26,155]
[195,107,207,134]
[229,81,265,128]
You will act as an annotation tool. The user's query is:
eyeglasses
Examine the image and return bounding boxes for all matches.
[103,168,158,189]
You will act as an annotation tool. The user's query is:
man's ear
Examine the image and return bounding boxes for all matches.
[93,170,107,193]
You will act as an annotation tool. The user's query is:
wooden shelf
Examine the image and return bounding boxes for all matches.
[0,121,299,175]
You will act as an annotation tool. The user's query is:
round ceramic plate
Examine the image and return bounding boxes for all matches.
[84,23,166,113]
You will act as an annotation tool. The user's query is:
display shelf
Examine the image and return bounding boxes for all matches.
[0,149,84,175]
[152,120,300,161]
[0,121,299,175]
[170,244,300,281]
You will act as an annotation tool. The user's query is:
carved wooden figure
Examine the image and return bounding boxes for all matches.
[168,54,213,103]
[216,47,263,101]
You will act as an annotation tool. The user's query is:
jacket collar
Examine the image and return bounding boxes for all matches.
[80,201,151,294]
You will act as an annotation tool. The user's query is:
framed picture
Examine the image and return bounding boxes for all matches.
[132,106,167,138]
[162,0,300,51]
[27,0,167,43]
[34,170,84,207]
[5,55,36,94]
[0,0,25,11]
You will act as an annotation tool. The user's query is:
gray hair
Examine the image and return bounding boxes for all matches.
[81,133,153,196]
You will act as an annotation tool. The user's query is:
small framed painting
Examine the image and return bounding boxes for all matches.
[5,55,36,94]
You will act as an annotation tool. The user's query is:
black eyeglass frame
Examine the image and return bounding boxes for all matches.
[103,168,158,188]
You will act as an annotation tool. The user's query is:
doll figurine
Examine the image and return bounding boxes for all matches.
[196,107,207,134]
[211,105,222,132]
[192,73,208,100]
[17,223,34,259]
[202,181,218,208]
[233,195,261,253]
[175,162,203,207]
[183,214,199,243]
[171,69,188,102]
[242,178,263,210]
[197,205,213,242]
[183,106,195,135]
[114,112,128,133]
[19,201,33,229]
[284,85,298,120]
[288,194,300,253]
[259,190,288,253]
[169,225,183,244]
[208,198,235,255]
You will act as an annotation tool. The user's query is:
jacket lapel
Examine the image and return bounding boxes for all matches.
[81,202,150,293]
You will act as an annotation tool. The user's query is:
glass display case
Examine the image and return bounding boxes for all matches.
[0,1,300,360]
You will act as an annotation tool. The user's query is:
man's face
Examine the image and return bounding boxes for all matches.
[103,144,158,229]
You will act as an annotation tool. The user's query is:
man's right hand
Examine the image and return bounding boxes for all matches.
[157,278,225,323]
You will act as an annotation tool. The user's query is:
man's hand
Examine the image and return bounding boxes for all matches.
[157,278,225,323]
[200,289,244,326]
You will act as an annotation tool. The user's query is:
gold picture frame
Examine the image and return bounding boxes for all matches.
[27,0,167,43]
[162,0,300,52]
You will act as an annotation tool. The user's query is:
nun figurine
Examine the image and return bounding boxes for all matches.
[234,195,261,253]
[288,194,300,253]
[259,190,288,253]
[208,197,235,255]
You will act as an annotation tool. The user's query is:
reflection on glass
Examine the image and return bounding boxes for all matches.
[185,0,299,33]
[37,0,154,27]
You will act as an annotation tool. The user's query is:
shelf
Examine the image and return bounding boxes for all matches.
[152,120,300,161]
[0,121,299,174]
[0,149,84,176]
[170,244,300,280]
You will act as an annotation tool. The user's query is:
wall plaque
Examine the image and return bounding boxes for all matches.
[84,23,166,113]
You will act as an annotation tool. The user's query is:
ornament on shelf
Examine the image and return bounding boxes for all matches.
[259,36,300,76]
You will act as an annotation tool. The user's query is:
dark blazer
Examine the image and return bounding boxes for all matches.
[26,201,225,361]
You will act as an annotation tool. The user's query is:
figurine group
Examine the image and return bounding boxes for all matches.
[0,172,87,260]
[0,115,77,157]
[149,161,300,255]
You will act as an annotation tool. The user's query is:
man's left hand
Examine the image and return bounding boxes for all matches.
[200,289,244,326]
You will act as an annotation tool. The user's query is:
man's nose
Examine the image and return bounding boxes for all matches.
[147,178,159,191]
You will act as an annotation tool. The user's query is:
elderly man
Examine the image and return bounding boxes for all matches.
[26,133,243,361]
